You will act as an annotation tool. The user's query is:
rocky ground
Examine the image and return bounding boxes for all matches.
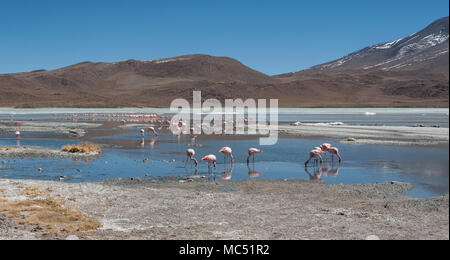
[0,177,448,240]
[278,124,449,146]
[0,146,100,159]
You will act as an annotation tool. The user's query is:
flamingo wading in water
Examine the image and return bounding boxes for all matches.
[219,147,234,164]
[185,149,198,167]
[147,126,158,136]
[247,148,262,164]
[327,147,342,162]
[202,154,217,171]
[305,148,324,166]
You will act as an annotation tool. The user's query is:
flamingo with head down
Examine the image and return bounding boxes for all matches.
[147,126,158,136]
[305,148,324,166]
[202,154,217,170]
[219,147,234,164]
[186,149,198,167]
[327,147,342,162]
[247,148,262,164]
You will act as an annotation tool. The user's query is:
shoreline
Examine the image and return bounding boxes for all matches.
[1,107,449,114]
[0,177,448,240]
[278,124,449,146]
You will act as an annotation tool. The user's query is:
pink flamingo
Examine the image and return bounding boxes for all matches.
[327,147,342,162]
[202,154,217,170]
[186,149,198,167]
[140,129,145,137]
[15,131,21,138]
[219,147,234,164]
[247,148,263,164]
[305,148,323,166]
[320,143,332,152]
[147,126,158,136]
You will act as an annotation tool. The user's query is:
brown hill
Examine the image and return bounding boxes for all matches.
[0,17,448,108]
[0,54,280,108]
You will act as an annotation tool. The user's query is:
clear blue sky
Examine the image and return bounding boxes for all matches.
[0,0,448,75]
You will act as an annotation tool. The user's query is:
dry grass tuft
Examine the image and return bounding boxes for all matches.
[20,186,47,197]
[0,198,102,234]
[61,142,101,154]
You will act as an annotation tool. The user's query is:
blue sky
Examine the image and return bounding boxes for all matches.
[0,0,448,75]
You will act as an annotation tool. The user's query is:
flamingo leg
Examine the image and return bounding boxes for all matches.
[305,155,312,167]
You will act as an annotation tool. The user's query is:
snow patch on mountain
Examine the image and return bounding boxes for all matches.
[373,38,403,49]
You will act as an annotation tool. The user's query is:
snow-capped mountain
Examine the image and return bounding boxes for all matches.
[307,16,449,72]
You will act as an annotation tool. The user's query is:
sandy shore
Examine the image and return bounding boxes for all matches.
[0,121,101,137]
[0,177,448,240]
[278,124,449,146]
[0,146,100,159]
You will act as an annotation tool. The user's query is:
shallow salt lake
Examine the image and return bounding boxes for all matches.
[0,129,448,199]
[1,107,449,127]
[0,108,448,198]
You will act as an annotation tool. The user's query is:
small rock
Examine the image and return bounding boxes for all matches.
[365,235,380,240]
[347,138,357,142]
[178,178,193,183]
[65,235,80,240]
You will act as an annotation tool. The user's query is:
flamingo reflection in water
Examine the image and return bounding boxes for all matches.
[304,162,341,183]
[220,165,233,181]
[320,162,341,177]
[247,164,262,178]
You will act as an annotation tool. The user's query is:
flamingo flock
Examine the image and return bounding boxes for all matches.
[185,142,340,172]
[305,143,342,166]
[8,112,343,173]
[184,146,264,171]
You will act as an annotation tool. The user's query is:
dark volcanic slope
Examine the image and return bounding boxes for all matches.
[0,17,448,108]
[275,16,449,107]
[304,16,449,73]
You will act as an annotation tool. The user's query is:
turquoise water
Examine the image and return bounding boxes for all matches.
[0,130,448,198]
[0,108,448,198]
